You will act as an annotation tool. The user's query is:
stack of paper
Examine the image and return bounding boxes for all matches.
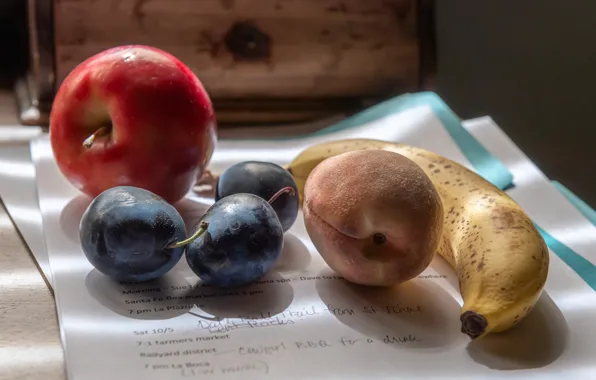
[1,92,595,380]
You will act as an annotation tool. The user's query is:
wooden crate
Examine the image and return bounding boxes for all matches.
[18,0,435,126]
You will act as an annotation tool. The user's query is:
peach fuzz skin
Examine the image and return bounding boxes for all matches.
[303,150,444,286]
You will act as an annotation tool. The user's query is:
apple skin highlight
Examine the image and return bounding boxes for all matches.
[49,45,217,204]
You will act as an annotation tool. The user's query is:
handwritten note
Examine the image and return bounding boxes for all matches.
[90,265,463,379]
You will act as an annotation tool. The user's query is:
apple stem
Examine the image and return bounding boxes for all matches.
[267,187,295,205]
[83,125,111,149]
[168,221,209,249]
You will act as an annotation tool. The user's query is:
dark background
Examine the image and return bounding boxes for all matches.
[0,1,28,88]
[0,1,594,207]
[434,0,596,209]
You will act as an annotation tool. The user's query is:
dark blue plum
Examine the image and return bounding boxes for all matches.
[79,186,187,282]
[186,193,284,288]
[215,161,299,232]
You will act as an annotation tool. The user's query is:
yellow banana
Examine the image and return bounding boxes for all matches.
[285,138,549,339]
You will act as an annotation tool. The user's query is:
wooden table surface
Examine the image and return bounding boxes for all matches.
[0,90,66,380]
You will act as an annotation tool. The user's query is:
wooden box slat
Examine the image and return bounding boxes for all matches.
[19,0,429,125]
[54,0,420,100]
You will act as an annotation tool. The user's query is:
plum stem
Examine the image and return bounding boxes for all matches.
[267,186,295,205]
[169,221,209,249]
[83,125,111,149]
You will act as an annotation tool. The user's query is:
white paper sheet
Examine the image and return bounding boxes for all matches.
[0,126,51,285]
[29,107,596,379]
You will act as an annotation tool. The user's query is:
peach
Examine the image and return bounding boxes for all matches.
[303,149,444,286]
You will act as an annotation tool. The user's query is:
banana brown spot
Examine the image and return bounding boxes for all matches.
[491,207,515,229]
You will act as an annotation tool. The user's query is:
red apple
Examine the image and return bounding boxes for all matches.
[49,45,217,204]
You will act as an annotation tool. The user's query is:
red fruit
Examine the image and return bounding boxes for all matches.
[49,45,217,204]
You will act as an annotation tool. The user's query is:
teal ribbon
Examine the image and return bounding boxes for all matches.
[542,181,596,290]
[535,224,596,291]
[551,181,596,226]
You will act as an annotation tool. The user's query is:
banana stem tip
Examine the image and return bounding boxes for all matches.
[460,311,488,339]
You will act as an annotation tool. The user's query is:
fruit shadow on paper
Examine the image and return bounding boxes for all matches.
[315,266,463,351]
[60,194,93,244]
[84,234,307,323]
[85,266,294,322]
[315,260,567,369]
[466,291,568,370]
[84,233,308,322]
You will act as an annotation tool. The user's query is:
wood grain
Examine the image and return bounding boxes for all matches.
[0,204,65,380]
[54,0,420,100]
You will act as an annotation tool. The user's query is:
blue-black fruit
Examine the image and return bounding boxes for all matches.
[79,186,187,282]
[186,193,284,288]
[215,161,299,232]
